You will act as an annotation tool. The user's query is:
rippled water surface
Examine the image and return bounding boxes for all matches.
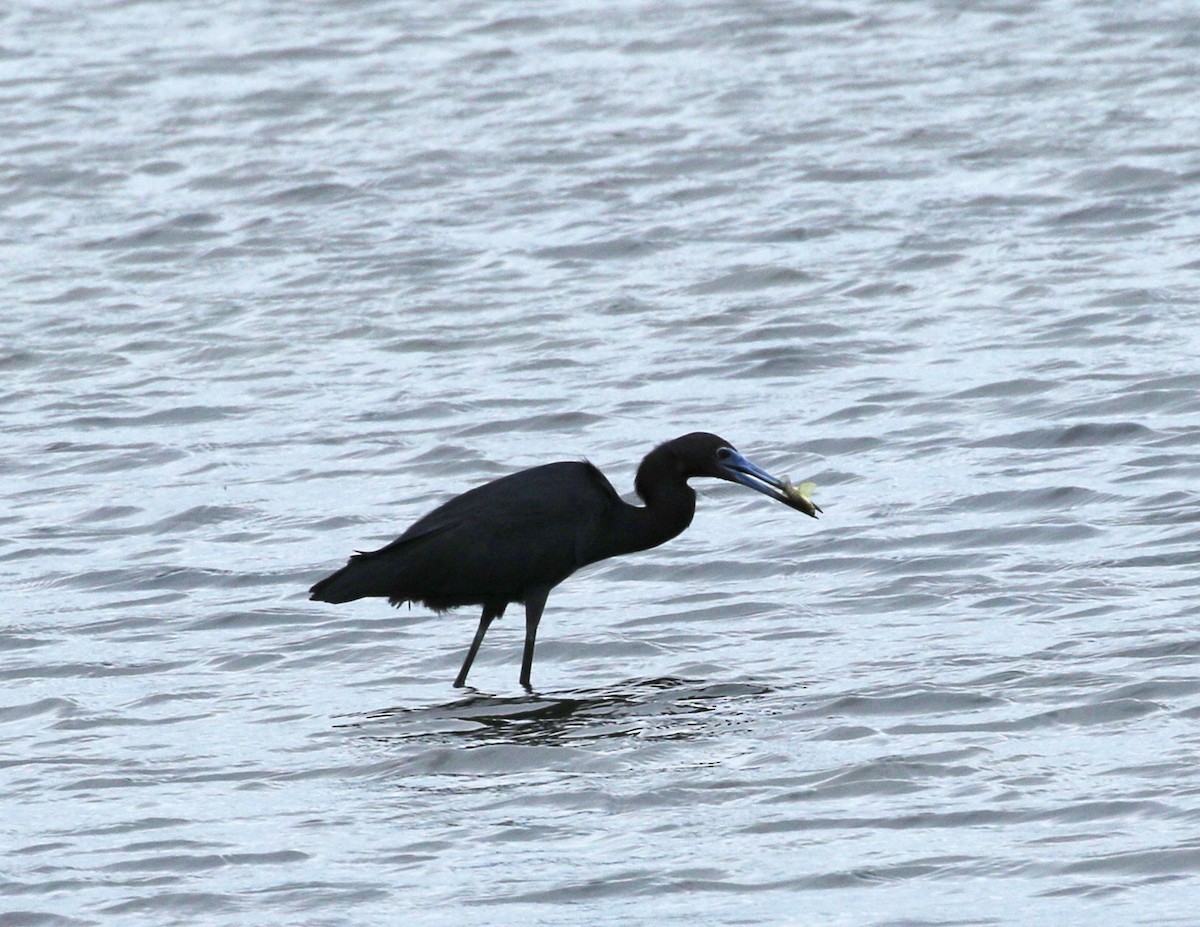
[5,1,1200,924]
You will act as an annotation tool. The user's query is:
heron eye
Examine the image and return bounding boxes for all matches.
[716,447,734,461]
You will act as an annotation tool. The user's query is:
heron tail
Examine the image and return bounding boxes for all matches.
[309,551,399,604]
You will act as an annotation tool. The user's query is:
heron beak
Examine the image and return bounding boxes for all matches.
[718,449,822,518]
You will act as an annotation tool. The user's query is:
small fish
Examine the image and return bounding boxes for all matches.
[780,477,822,518]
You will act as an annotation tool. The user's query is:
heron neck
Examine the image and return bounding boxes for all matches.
[635,486,696,550]
[595,483,695,561]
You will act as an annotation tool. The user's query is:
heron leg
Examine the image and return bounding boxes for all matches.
[454,604,503,688]
[519,587,550,691]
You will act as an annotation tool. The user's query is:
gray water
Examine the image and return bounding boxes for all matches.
[4,1,1200,924]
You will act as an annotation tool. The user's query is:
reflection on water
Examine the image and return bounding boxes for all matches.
[349,677,772,747]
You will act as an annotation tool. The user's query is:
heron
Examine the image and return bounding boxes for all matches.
[309,432,819,689]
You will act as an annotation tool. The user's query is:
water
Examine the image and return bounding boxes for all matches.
[4,1,1200,924]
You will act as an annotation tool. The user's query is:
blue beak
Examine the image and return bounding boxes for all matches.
[717,448,821,518]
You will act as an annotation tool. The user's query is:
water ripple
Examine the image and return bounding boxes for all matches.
[4,1,1200,925]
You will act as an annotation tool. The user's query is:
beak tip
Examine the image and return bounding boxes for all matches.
[782,495,820,518]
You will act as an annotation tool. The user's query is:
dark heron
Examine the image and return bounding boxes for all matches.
[309,432,819,689]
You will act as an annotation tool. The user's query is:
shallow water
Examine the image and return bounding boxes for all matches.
[5,1,1200,924]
